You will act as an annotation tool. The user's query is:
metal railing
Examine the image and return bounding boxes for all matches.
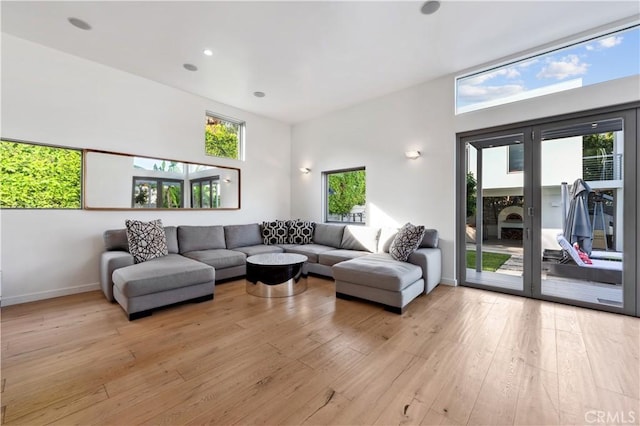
[583,153,622,181]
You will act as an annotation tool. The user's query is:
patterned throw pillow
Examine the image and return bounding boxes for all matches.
[261,220,289,245]
[389,222,426,262]
[125,219,169,264]
[288,220,315,244]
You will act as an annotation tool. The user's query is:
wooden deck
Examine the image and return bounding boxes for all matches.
[1,277,638,425]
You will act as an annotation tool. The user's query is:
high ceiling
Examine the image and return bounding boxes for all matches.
[2,1,638,124]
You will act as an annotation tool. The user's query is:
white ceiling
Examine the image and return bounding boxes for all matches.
[2,1,639,124]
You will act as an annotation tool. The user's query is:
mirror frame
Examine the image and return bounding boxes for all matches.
[82,149,241,210]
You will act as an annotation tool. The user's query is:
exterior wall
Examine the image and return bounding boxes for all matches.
[0,35,292,305]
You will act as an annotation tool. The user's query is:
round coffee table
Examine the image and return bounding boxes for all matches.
[245,253,308,298]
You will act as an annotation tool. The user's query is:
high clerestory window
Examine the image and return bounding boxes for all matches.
[205,113,244,160]
[0,139,82,209]
[456,25,640,114]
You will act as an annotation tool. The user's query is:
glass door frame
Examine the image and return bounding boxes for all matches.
[457,127,534,299]
[456,102,638,316]
[531,109,637,316]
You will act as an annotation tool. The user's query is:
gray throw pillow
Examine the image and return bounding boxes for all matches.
[389,222,426,262]
[420,229,439,248]
[125,219,168,264]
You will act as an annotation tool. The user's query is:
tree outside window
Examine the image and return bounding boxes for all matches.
[0,140,82,209]
[205,113,244,160]
[324,168,366,223]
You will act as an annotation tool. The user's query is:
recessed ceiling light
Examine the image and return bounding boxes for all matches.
[68,17,92,30]
[253,91,266,98]
[420,0,441,15]
[183,63,198,72]
[203,49,214,56]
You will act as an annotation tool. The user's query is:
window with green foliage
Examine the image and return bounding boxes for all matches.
[205,113,244,160]
[324,168,366,223]
[0,140,82,209]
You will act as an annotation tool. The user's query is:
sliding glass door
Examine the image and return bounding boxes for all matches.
[460,130,531,296]
[457,106,638,315]
[532,111,636,315]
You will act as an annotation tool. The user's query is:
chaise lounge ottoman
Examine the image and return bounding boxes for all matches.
[112,254,215,320]
[332,253,425,314]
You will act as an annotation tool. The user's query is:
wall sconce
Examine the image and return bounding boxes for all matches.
[405,150,421,160]
[299,167,311,174]
[223,178,231,183]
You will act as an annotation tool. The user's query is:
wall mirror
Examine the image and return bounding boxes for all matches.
[83,150,240,210]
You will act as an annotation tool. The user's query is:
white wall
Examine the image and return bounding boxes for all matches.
[291,70,639,287]
[291,75,458,285]
[0,34,292,305]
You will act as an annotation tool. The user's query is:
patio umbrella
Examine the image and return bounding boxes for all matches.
[563,178,593,255]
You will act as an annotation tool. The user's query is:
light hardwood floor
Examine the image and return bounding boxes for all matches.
[1,277,639,425]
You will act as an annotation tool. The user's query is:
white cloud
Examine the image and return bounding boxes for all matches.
[536,54,588,80]
[586,36,623,51]
[599,36,623,48]
[458,83,525,103]
[464,67,520,86]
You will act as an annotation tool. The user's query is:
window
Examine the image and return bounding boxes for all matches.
[191,176,220,208]
[508,144,524,173]
[324,168,366,223]
[0,139,82,209]
[132,177,183,208]
[456,25,640,114]
[205,113,244,160]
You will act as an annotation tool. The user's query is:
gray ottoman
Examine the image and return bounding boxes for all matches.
[112,254,215,320]
[332,253,425,314]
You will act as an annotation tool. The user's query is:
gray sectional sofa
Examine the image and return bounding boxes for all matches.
[101,222,441,319]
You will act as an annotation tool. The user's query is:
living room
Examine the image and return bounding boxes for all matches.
[1,1,639,424]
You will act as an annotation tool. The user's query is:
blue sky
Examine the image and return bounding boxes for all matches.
[457,26,640,110]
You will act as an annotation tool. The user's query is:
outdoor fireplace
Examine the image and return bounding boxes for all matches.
[497,206,524,240]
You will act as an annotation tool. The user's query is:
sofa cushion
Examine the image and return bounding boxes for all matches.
[183,249,246,269]
[112,254,214,298]
[225,224,263,249]
[340,225,380,253]
[419,229,439,248]
[105,226,178,254]
[318,249,370,266]
[313,223,345,248]
[104,229,130,252]
[390,223,426,262]
[332,253,422,292]
[178,226,226,253]
[233,245,284,257]
[164,226,179,254]
[125,219,169,264]
[262,220,290,245]
[284,244,335,263]
[288,220,315,244]
[378,227,398,253]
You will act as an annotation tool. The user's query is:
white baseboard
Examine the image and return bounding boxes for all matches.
[0,282,100,307]
[440,277,457,286]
